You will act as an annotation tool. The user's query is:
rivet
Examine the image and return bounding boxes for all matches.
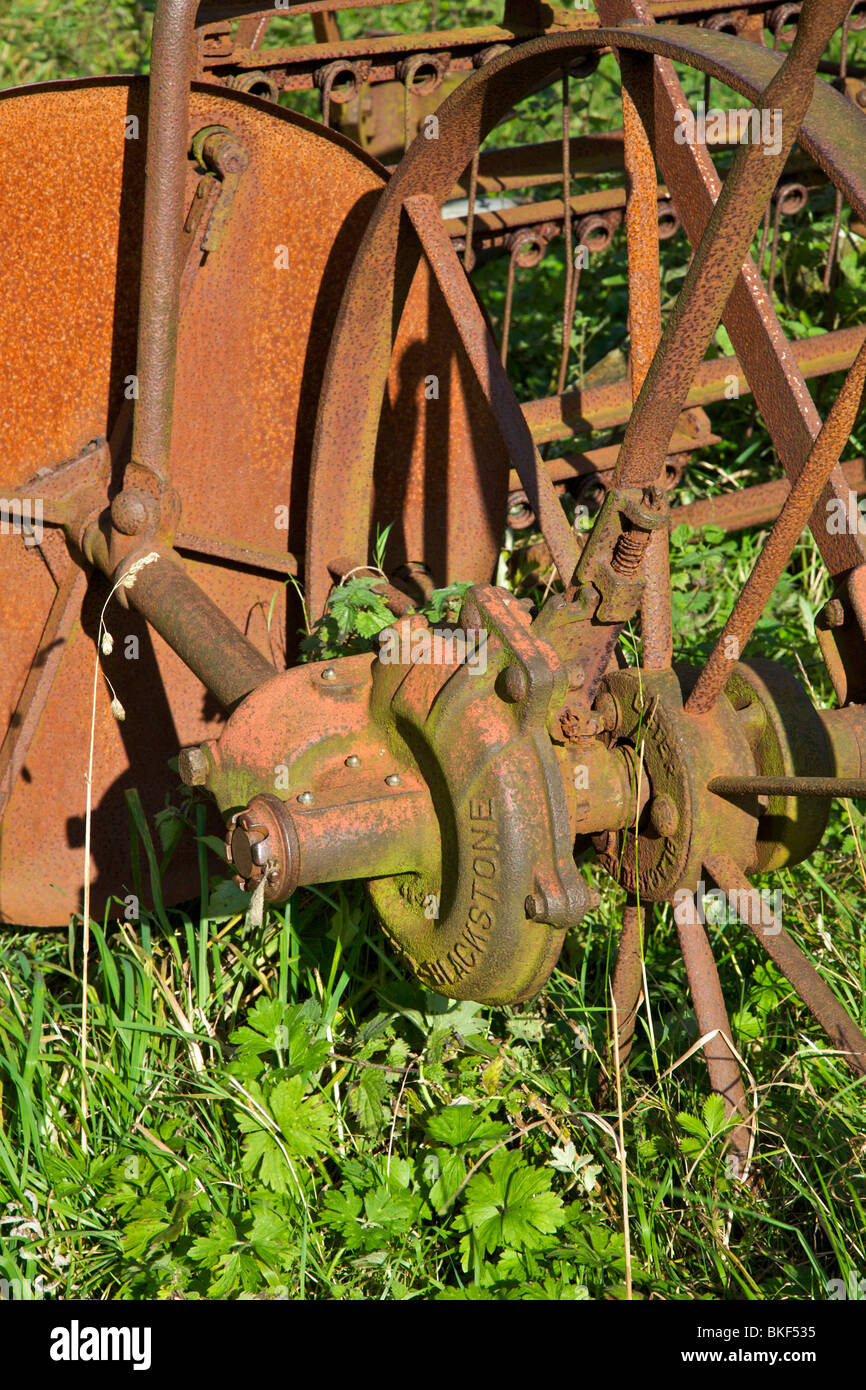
[297,791,314,804]
[385,773,401,787]
[321,667,337,682]
[650,794,679,838]
[345,755,361,768]
[501,665,527,703]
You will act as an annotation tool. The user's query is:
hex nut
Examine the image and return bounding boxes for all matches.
[178,745,209,786]
[820,598,846,630]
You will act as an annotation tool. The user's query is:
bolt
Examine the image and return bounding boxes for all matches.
[461,597,481,631]
[501,665,527,703]
[177,745,208,786]
[110,489,151,536]
[821,598,846,629]
[345,754,361,768]
[525,893,546,920]
[385,773,401,787]
[650,794,679,838]
[594,690,618,732]
[595,830,618,857]
[321,666,337,682]
[297,791,314,804]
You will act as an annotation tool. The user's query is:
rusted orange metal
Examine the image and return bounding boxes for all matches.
[3,0,866,1145]
[0,76,499,924]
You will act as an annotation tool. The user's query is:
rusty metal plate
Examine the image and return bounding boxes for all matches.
[0,76,503,926]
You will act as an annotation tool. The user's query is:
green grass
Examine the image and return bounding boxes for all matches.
[1,2,865,1303]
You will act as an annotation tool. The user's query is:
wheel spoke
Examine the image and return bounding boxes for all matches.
[598,0,866,598]
[686,335,866,715]
[403,193,581,583]
[619,48,671,670]
[607,897,646,1077]
[703,851,866,1077]
[674,889,752,1169]
[612,0,849,494]
[0,559,87,823]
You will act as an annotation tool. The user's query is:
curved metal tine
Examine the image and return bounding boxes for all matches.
[611,0,853,496]
[703,851,866,1077]
[463,145,479,274]
[556,68,575,397]
[686,334,866,715]
[823,12,851,297]
[403,193,581,583]
[758,203,772,286]
[619,47,671,669]
[674,888,752,1171]
[0,558,87,824]
[501,242,519,367]
[767,192,784,302]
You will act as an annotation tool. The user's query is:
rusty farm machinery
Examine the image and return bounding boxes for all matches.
[3,0,866,1166]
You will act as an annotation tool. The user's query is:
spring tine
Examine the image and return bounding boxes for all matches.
[557,68,575,396]
[502,241,520,367]
[823,14,851,296]
[758,203,771,285]
[824,188,845,298]
[463,150,480,273]
[320,66,334,129]
[767,193,784,301]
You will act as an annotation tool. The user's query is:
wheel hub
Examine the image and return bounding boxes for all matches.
[180,585,866,1005]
